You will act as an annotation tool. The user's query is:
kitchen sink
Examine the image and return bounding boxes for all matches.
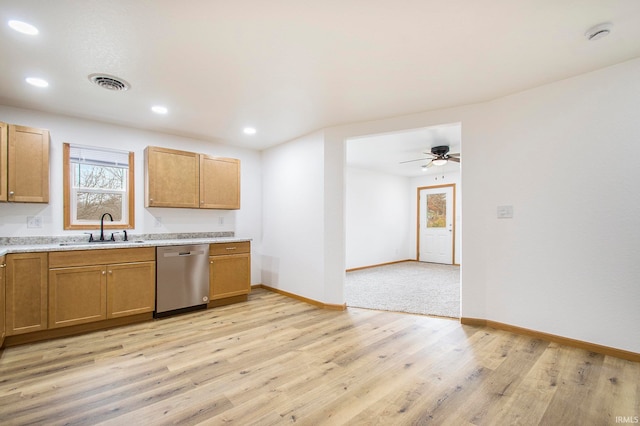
[59,240,145,246]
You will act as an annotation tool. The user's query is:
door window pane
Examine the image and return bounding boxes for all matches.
[427,193,446,228]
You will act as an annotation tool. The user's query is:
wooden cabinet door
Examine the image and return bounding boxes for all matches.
[5,253,48,336]
[107,261,156,318]
[209,253,250,300]
[200,155,240,209]
[7,125,50,203]
[0,122,7,202]
[0,255,6,344]
[145,146,199,208]
[48,266,107,328]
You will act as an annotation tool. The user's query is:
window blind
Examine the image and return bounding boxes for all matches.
[69,144,129,168]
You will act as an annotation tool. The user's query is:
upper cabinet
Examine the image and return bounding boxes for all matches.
[1,122,50,203]
[0,122,7,202]
[200,155,240,209]
[145,146,240,210]
[145,146,200,208]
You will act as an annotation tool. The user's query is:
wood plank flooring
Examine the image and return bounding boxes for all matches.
[0,288,638,425]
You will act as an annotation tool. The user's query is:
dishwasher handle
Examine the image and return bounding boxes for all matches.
[163,250,206,257]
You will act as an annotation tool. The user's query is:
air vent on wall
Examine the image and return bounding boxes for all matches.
[88,73,131,91]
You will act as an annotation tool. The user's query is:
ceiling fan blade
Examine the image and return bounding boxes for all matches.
[448,153,460,157]
[426,160,435,168]
[400,158,429,164]
[448,157,460,163]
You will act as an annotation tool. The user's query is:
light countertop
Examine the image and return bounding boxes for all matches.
[0,237,251,257]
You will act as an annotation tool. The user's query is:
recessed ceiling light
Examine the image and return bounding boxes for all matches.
[25,77,49,88]
[243,127,257,135]
[585,23,613,41]
[151,105,168,114]
[8,20,39,35]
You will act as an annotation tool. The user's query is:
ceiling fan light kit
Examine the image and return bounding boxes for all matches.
[401,145,460,169]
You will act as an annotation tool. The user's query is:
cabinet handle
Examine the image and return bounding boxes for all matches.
[0,263,6,268]
[225,247,237,250]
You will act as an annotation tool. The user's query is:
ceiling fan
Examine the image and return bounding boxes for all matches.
[400,145,460,168]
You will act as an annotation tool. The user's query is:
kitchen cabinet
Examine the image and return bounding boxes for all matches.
[0,255,6,345]
[145,145,240,210]
[48,248,155,328]
[0,123,50,203]
[0,122,7,202]
[106,261,156,318]
[145,146,199,208]
[48,265,106,328]
[209,241,250,301]
[200,155,240,209]
[5,253,48,336]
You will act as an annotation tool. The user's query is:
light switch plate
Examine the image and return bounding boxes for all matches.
[497,205,514,219]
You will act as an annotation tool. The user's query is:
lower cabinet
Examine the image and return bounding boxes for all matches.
[209,242,251,300]
[5,252,48,336]
[48,265,106,328]
[107,262,155,318]
[0,255,6,345]
[48,248,155,329]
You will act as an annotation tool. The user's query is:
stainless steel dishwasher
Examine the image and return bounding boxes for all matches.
[156,244,210,317]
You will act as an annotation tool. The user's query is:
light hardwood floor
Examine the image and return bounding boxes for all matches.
[0,288,638,425]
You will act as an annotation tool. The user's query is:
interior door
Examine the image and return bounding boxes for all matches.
[419,185,454,264]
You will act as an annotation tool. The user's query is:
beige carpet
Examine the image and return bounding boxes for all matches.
[345,261,460,318]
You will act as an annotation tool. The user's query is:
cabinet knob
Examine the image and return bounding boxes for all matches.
[102,271,106,275]
[108,270,112,274]
[9,191,14,196]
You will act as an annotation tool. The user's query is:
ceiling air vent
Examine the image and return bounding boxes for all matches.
[88,73,131,91]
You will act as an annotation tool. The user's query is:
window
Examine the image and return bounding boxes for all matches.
[63,143,134,230]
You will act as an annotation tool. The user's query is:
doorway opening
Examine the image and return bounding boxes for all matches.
[344,122,461,318]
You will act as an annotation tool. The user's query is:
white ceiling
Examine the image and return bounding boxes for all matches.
[347,123,461,177]
[1,1,640,151]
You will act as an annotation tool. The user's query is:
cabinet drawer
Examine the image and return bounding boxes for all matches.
[49,247,156,268]
[209,241,250,256]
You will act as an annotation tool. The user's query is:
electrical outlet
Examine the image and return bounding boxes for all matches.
[27,216,43,228]
[497,205,514,219]
[218,216,224,226]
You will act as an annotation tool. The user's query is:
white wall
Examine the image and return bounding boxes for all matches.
[345,167,412,269]
[464,59,640,353]
[409,171,461,265]
[0,105,263,284]
[261,131,326,301]
[318,58,640,353]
